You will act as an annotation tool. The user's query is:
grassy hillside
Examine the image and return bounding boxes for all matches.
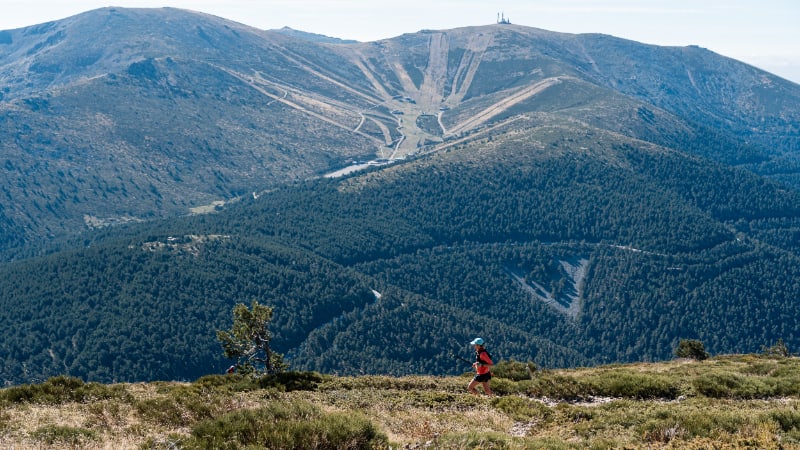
[1,355,799,449]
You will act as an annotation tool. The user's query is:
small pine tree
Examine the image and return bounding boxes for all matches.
[675,338,709,361]
[762,338,791,358]
[217,301,286,375]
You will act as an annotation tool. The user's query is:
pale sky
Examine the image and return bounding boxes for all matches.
[1,0,799,83]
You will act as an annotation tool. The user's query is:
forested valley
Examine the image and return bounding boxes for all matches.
[2,118,799,385]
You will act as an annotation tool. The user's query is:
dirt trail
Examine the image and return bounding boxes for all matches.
[417,33,448,109]
[445,77,563,136]
[367,116,394,147]
[266,42,384,106]
[215,65,381,143]
[350,54,394,100]
[447,33,492,104]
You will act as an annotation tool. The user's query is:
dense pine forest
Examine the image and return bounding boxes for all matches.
[2,117,800,385]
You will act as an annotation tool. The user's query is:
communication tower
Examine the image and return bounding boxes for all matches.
[497,12,511,24]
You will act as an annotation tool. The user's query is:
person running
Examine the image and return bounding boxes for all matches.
[467,337,493,396]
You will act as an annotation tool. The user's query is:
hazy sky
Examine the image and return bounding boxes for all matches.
[2,0,799,83]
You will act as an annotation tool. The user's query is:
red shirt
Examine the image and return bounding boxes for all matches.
[475,348,493,375]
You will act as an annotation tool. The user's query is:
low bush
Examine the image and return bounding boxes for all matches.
[492,359,537,381]
[0,375,129,405]
[404,390,459,408]
[433,430,518,449]
[256,370,327,391]
[631,405,750,443]
[492,395,552,422]
[771,371,800,397]
[740,361,779,376]
[185,400,387,449]
[585,370,681,399]
[193,373,259,392]
[322,375,457,392]
[639,419,686,444]
[771,409,800,433]
[526,373,587,401]
[488,377,527,396]
[693,372,770,399]
[30,424,97,446]
[134,386,217,427]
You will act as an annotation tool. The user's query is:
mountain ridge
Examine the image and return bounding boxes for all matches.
[1,9,798,258]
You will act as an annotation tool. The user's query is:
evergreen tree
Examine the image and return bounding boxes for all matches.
[217,301,285,375]
[674,339,709,361]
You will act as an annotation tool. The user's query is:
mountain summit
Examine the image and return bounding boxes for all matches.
[1,7,799,255]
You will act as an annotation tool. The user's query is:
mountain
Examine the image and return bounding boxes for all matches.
[1,8,800,384]
[0,7,382,256]
[271,26,359,44]
[2,7,800,259]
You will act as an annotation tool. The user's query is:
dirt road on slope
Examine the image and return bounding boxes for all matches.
[444,77,563,136]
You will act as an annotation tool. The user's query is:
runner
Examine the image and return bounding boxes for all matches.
[467,338,493,396]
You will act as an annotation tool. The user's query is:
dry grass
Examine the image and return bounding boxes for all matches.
[1,357,800,449]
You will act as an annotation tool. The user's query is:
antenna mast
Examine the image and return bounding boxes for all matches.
[497,12,511,25]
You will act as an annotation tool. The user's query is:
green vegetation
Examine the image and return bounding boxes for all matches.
[186,401,387,450]
[2,11,800,386]
[1,355,799,449]
[0,375,130,405]
[217,301,285,375]
[2,117,800,384]
[675,339,710,361]
[29,425,98,447]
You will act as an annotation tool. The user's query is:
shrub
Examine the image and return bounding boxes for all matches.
[640,419,686,444]
[635,407,748,442]
[487,377,525,396]
[404,390,458,408]
[771,409,800,433]
[492,395,552,422]
[134,387,216,427]
[762,339,791,358]
[193,373,259,393]
[693,372,770,399]
[185,400,387,450]
[0,375,129,405]
[30,424,97,446]
[256,370,326,391]
[740,361,778,376]
[585,371,681,399]
[0,410,9,433]
[772,373,800,397]
[679,409,748,437]
[84,400,127,429]
[526,373,587,401]
[675,339,709,361]
[492,359,537,381]
[433,430,517,449]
